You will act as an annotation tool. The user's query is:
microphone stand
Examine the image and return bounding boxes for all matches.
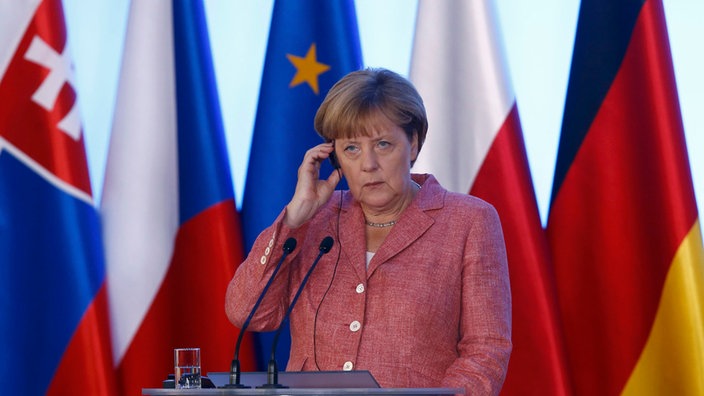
[220,237,297,389]
[258,236,334,389]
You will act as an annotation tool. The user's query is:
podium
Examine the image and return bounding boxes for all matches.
[142,370,463,395]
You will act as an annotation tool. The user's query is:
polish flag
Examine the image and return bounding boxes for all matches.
[410,1,571,394]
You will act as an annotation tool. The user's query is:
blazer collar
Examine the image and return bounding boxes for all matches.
[330,174,446,279]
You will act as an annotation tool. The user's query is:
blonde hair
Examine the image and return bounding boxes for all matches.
[314,68,428,164]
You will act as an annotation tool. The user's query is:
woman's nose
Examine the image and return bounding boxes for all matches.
[360,149,379,171]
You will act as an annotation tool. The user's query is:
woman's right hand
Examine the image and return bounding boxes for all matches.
[284,142,342,228]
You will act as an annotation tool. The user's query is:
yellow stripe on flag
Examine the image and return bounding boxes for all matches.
[623,220,704,395]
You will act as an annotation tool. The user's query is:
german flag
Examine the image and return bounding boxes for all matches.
[547,0,704,395]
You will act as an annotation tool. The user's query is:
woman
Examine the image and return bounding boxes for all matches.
[226,68,512,395]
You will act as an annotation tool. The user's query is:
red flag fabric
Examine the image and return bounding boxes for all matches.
[100,1,254,394]
[547,0,704,394]
[409,1,571,394]
[0,0,117,394]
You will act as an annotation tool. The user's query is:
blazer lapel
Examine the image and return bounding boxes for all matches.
[368,177,444,276]
[367,204,434,276]
[331,192,368,283]
[330,175,446,280]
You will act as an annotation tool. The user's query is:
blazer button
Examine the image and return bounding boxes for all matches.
[260,255,267,265]
[343,361,354,371]
[355,283,365,294]
[349,320,361,332]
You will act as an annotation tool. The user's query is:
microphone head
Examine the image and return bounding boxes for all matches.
[282,237,297,253]
[319,236,334,253]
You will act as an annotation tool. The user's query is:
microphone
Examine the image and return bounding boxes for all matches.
[220,237,297,389]
[259,236,334,389]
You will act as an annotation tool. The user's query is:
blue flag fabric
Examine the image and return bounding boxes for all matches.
[173,0,236,221]
[0,152,107,394]
[241,0,362,369]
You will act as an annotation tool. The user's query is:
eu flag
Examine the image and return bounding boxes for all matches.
[241,0,362,369]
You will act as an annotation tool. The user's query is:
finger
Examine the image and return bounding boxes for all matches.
[302,145,331,168]
[324,168,342,188]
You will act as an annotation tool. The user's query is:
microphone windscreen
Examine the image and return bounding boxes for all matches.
[319,236,334,253]
[283,237,297,253]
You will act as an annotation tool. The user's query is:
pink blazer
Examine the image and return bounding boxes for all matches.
[226,174,512,395]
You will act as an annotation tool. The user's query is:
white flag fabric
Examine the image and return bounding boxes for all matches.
[410,1,571,394]
[410,0,512,193]
[102,0,179,366]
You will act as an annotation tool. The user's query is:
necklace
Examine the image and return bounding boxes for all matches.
[365,219,397,228]
[364,181,421,228]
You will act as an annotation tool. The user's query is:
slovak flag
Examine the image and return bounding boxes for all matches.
[0,0,117,395]
[100,1,254,395]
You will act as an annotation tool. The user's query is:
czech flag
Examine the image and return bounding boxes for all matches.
[241,0,362,369]
[0,0,117,394]
[100,1,254,395]
[410,1,571,394]
[547,0,704,394]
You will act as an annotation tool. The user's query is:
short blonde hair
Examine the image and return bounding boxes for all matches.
[314,68,428,164]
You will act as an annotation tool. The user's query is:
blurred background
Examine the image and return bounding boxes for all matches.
[63,0,702,224]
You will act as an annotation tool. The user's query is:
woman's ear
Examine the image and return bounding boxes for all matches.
[410,133,419,163]
[327,140,341,169]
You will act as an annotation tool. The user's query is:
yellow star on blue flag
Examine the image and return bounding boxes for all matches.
[242,0,362,371]
[287,43,330,94]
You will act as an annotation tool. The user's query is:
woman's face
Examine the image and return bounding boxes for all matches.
[335,112,418,215]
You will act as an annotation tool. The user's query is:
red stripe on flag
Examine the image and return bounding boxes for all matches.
[47,285,117,396]
[0,0,90,194]
[547,1,698,394]
[115,200,255,396]
[471,105,571,395]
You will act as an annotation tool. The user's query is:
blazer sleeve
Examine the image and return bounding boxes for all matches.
[441,202,513,396]
[224,208,310,332]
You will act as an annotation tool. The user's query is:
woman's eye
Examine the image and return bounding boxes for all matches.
[378,141,391,148]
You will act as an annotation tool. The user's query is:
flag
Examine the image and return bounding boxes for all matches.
[241,0,362,369]
[100,1,254,394]
[0,0,117,394]
[547,0,704,394]
[410,1,572,394]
